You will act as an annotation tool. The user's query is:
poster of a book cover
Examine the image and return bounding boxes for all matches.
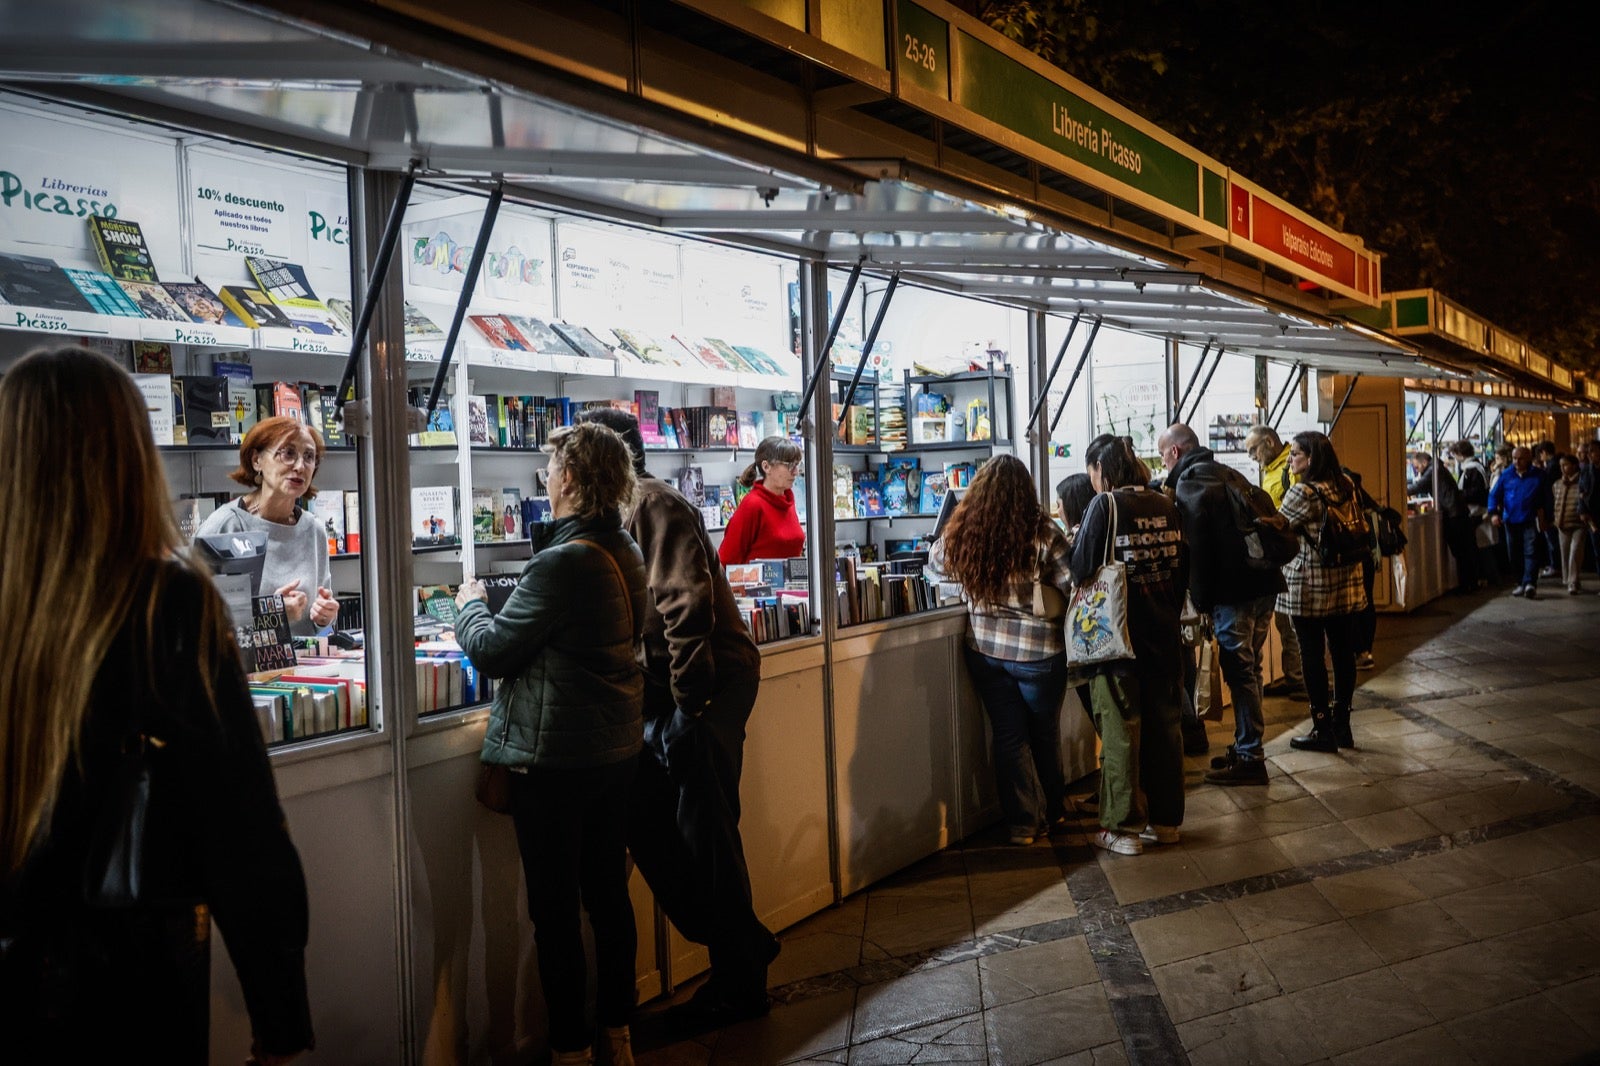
[88,216,159,282]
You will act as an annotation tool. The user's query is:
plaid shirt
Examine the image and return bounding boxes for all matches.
[1276,478,1368,617]
[931,524,1073,661]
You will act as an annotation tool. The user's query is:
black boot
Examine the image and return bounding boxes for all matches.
[1333,705,1354,749]
[1290,708,1339,752]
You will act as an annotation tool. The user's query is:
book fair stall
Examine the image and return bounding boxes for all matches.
[11,1,1596,1061]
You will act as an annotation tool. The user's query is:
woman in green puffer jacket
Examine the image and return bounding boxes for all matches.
[456,421,647,1066]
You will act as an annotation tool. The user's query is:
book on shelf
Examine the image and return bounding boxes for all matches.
[217,285,293,329]
[209,355,255,442]
[943,461,978,490]
[62,267,143,316]
[471,488,498,542]
[343,492,362,555]
[551,321,616,360]
[170,376,187,445]
[676,465,705,507]
[133,372,174,444]
[416,584,459,628]
[525,495,553,526]
[418,399,456,446]
[243,594,297,673]
[734,343,787,376]
[718,486,737,528]
[635,390,663,445]
[134,341,173,373]
[842,405,875,446]
[610,327,674,365]
[508,314,579,356]
[410,485,460,547]
[500,488,523,540]
[245,257,348,335]
[87,216,159,282]
[314,387,345,448]
[173,495,216,544]
[832,464,855,519]
[965,397,992,441]
[404,302,443,338]
[672,334,731,372]
[465,395,492,446]
[307,489,347,555]
[853,470,884,517]
[325,298,353,332]
[176,375,231,445]
[468,314,531,350]
[254,380,305,424]
[879,455,921,516]
[0,252,94,312]
[918,469,949,515]
[118,280,191,322]
[698,337,751,373]
[163,280,247,328]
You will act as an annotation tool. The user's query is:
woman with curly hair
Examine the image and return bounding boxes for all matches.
[932,454,1072,846]
[1070,434,1188,855]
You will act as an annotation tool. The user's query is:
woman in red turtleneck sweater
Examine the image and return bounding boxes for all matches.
[719,435,806,565]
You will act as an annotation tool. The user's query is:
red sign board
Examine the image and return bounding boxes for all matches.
[1229,185,1377,300]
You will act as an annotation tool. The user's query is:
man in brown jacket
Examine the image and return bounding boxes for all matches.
[577,409,777,1029]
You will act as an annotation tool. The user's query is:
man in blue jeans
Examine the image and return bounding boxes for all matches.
[1159,424,1288,786]
[1488,445,1552,599]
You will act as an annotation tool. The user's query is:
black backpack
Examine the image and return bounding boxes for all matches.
[1223,469,1300,570]
[1347,473,1407,557]
[1310,483,1372,567]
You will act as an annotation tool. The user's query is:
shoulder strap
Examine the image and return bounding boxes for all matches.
[571,538,634,634]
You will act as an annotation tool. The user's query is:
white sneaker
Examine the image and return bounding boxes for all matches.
[1139,824,1181,845]
[1092,829,1144,855]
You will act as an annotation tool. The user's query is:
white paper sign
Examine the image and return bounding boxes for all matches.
[304,189,353,274]
[558,222,680,333]
[0,143,124,248]
[188,154,295,259]
[403,196,554,315]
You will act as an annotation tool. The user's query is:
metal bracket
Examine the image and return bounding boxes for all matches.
[425,182,505,415]
[336,159,420,427]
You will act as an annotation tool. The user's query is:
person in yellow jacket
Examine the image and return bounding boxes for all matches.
[1245,426,1309,694]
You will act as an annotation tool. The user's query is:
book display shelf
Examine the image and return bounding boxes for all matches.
[830,362,1015,627]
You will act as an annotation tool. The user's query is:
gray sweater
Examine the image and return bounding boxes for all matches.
[197,498,334,636]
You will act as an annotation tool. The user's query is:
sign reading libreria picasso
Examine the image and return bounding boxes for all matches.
[0,146,122,246]
[953,31,1200,217]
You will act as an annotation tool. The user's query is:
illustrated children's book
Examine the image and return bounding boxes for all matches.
[879,456,922,516]
[87,216,159,282]
[853,470,884,517]
[919,469,949,515]
[832,464,856,519]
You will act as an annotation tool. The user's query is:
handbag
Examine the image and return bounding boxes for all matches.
[475,538,635,814]
[1066,495,1137,666]
[1031,537,1068,620]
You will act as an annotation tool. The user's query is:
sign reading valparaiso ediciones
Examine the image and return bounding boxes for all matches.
[952,30,1200,217]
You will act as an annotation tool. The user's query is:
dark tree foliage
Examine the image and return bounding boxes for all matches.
[954,0,1600,372]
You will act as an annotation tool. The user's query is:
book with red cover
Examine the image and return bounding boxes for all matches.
[469,314,532,351]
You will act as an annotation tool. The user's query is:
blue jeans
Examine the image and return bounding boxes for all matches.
[963,647,1069,834]
[1507,520,1540,587]
[1212,595,1275,762]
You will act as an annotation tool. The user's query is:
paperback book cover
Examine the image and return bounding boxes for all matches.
[879,456,922,516]
[417,585,460,628]
[853,470,884,517]
[635,390,663,445]
[508,315,577,356]
[245,257,349,335]
[418,401,455,446]
[177,375,231,445]
[404,302,443,338]
[163,280,247,327]
[703,337,756,373]
[469,314,530,350]
[0,253,94,312]
[610,327,672,365]
[918,470,949,515]
[344,492,362,555]
[500,488,524,540]
[134,372,174,444]
[731,343,785,376]
[676,465,706,507]
[134,341,173,373]
[87,216,159,282]
[471,488,498,542]
[672,334,731,372]
[551,321,616,360]
[218,285,292,329]
[118,280,192,322]
[526,495,553,525]
[832,463,855,519]
[246,594,298,673]
[738,411,763,450]
[465,395,492,446]
[410,485,460,547]
[63,268,143,316]
[308,489,347,555]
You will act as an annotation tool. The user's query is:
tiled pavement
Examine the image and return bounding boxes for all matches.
[634,587,1600,1065]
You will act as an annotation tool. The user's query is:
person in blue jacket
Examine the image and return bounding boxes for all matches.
[1487,445,1553,599]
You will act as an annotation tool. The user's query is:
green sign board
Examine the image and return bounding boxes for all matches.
[952,30,1200,216]
[896,1,949,98]
[1394,295,1430,330]
[1342,302,1391,331]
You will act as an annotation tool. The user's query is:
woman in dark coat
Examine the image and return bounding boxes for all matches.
[456,421,648,1066]
[0,346,313,1065]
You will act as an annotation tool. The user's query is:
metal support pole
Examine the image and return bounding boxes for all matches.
[1025,310,1082,437]
[1406,393,1435,444]
[1440,397,1464,446]
[795,257,863,426]
[1464,401,1486,442]
[1050,317,1103,436]
[336,159,418,418]
[1172,339,1214,423]
[426,182,503,415]
[1183,345,1226,425]
[837,273,899,424]
[1328,373,1362,431]
[1268,364,1305,430]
